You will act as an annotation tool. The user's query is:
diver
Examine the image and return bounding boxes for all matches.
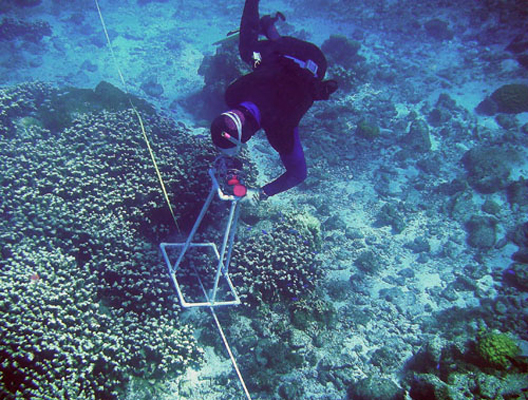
[210,0,338,203]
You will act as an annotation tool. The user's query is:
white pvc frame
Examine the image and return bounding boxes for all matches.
[160,169,242,308]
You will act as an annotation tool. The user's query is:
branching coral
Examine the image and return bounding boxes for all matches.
[231,213,324,304]
[0,82,212,398]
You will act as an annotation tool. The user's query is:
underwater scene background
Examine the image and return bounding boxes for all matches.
[1,0,527,399]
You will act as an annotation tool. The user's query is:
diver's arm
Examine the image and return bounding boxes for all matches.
[262,127,307,196]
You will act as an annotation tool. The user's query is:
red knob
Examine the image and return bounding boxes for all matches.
[233,184,247,197]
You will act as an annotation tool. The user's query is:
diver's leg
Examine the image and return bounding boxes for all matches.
[239,0,260,64]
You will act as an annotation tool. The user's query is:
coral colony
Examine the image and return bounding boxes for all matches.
[1,0,528,398]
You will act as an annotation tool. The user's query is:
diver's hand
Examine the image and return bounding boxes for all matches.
[243,188,269,206]
[324,80,339,97]
[313,80,339,100]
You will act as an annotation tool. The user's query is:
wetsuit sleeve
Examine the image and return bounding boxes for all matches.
[239,0,260,64]
[262,127,307,196]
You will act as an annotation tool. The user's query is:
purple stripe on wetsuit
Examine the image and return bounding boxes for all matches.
[263,127,307,196]
[241,101,261,125]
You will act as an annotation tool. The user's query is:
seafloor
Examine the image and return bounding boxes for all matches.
[0,0,527,399]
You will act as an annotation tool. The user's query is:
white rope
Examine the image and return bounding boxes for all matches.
[94,0,128,91]
[210,307,253,400]
[192,264,253,400]
[93,1,252,398]
[94,0,181,233]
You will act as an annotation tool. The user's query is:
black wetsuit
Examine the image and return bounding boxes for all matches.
[225,0,330,155]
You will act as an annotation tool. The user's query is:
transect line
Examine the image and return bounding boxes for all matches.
[192,266,253,400]
[93,1,252,398]
[94,0,180,234]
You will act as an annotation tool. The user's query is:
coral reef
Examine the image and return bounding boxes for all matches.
[376,203,406,234]
[289,296,336,330]
[410,370,528,400]
[319,35,370,92]
[0,82,52,138]
[278,381,304,400]
[507,178,528,208]
[423,19,454,41]
[231,213,323,304]
[403,119,431,153]
[475,331,520,369]
[321,35,362,68]
[0,82,212,398]
[504,263,528,291]
[511,221,528,249]
[0,0,527,397]
[475,97,498,116]
[477,84,528,115]
[140,78,164,98]
[354,250,383,275]
[427,93,460,127]
[408,330,527,400]
[490,84,528,114]
[185,39,250,120]
[348,376,404,400]
[462,145,521,193]
[465,215,497,249]
[0,18,51,43]
[356,118,381,141]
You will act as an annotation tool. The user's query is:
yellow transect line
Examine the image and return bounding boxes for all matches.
[94,0,180,234]
[92,3,254,399]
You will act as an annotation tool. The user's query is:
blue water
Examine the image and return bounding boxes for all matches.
[1,0,527,399]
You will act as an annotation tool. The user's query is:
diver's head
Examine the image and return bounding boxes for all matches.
[210,107,258,156]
